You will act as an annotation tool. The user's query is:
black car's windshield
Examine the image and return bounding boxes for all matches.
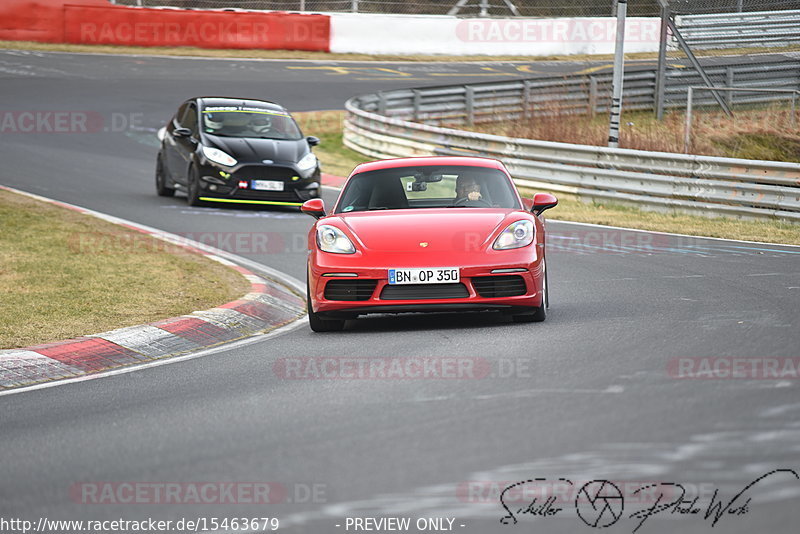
[335,165,521,213]
[201,106,303,140]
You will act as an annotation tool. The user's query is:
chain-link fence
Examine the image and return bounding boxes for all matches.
[660,1,800,156]
[668,0,800,14]
[104,0,690,16]
[108,1,617,16]
[108,0,800,15]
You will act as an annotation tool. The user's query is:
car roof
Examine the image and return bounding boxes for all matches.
[350,156,505,176]
[195,97,287,112]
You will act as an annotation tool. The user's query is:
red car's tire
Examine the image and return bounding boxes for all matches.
[513,258,547,323]
[307,284,345,332]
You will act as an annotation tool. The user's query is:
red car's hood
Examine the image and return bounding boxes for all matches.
[335,209,527,252]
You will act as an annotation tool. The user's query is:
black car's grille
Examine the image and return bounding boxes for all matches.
[472,275,527,298]
[380,283,469,300]
[231,189,305,201]
[324,279,378,301]
[236,166,297,181]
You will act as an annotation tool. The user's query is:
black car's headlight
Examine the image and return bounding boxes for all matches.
[493,220,534,250]
[297,152,318,173]
[316,225,356,254]
[202,146,237,167]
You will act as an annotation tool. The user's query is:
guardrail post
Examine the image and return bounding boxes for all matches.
[523,81,532,120]
[684,87,694,153]
[413,89,422,122]
[378,92,387,116]
[655,3,669,119]
[465,86,475,126]
[726,67,734,108]
[589,77,598,115]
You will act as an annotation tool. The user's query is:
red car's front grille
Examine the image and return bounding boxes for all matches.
[472,275,527,297]
[379,283,469,300]
[324,279,378,301]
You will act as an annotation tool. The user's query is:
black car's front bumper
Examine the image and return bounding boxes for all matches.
[198,163,320,207]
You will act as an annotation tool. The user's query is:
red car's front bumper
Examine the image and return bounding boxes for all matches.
[308,248,544,318]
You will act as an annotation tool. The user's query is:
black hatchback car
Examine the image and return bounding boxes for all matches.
[156,97,321,207]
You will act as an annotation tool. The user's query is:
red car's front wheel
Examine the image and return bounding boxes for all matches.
[307,281,345,332]
[512,259,547,323]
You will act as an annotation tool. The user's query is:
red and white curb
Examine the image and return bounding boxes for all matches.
[0,185,306,392]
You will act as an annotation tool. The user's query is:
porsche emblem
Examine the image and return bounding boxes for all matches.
[419,242,429,248]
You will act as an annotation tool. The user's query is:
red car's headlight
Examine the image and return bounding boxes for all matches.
[316,225,356,254]
[493,220,534,250]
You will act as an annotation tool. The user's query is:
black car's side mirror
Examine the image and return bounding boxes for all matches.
[306,136,320,147]
[173,127,192,138]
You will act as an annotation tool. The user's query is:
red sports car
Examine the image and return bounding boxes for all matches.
[300,156,557,332]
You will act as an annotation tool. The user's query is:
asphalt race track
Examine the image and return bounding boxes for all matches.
[1,50,799,533]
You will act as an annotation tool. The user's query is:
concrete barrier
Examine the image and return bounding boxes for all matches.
[0,0,330,51]
[329,13,661,56]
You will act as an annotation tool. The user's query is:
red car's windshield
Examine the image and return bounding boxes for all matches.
[334,165,521,213]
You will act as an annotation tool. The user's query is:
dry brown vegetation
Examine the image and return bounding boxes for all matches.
[470,104,800,162]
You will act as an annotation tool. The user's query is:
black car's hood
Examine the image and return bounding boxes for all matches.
[203,134,306,164]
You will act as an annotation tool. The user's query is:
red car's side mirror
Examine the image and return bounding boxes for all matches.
[301,198,326,219]
[531,193,558,215]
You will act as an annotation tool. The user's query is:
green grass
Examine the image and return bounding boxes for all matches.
[0,190,251,349]
[295,110,799,245]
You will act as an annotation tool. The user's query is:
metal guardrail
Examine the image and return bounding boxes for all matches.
[676,9,800,49]
[344,89,800,221]
[356,59,800,126]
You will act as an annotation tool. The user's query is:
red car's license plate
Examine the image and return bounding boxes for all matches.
[388,268,460,285]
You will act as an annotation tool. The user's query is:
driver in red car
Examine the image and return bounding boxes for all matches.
[455,175,483,203]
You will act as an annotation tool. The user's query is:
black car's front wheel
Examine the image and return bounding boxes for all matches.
[155,152,175,197]
[186,166,205,207]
